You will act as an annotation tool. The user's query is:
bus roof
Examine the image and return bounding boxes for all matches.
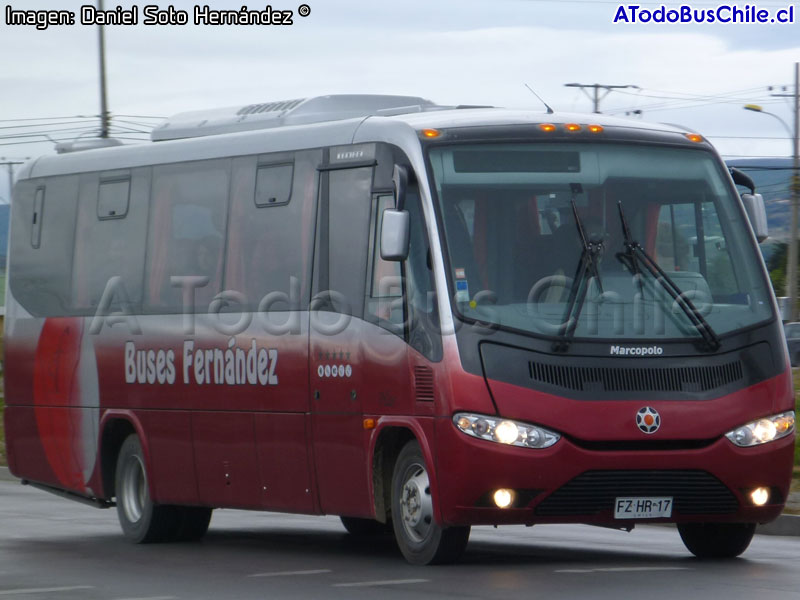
[19,99,702,181]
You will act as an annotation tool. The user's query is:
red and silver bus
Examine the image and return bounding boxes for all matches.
[3,95,795,564]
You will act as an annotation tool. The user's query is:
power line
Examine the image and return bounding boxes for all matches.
[564,82,639,113]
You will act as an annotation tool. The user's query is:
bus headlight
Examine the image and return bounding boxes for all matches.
[453,413,560,449]
[725,411,795,447]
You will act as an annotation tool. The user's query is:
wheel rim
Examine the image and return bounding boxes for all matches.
[120,455,147,524]
[398,462,433,543]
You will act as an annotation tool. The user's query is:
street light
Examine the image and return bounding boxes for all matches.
[743,82,800,322]
[743,104,792,138]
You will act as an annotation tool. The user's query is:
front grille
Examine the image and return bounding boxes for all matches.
[528,360,743,394]
[534,470,738,517]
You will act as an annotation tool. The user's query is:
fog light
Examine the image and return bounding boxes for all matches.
[750,487,769,506]
[493,488,515,509]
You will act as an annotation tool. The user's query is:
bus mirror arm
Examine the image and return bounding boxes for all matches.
[729,167,756,194]
[381,209,410,261]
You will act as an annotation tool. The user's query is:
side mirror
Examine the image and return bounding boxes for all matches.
[741,192,768,243]
[380,209,410,261]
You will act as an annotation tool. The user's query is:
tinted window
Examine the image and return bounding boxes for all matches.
[97,179,130,219]
[255,163,293,207]
[145,160,229,313]
[72,170,149,312]
[318,166,373,317]
[9,176,78,315]
[366,194,403,329]
[225,151,318,310]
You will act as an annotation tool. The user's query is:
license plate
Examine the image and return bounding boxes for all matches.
[614,497,673,519]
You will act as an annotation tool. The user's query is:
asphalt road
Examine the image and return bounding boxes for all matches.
[1,480,799,600]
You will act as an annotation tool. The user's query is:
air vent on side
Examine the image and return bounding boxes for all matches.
[237,99,304,115]
[528,360,743,394]
[414,366,435,402]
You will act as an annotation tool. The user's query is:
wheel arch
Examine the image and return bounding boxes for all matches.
[99,410,149,500]
[368,418,441,526]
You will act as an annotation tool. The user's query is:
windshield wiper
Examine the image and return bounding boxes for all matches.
[553,199,605,352]
[615,201,720,352]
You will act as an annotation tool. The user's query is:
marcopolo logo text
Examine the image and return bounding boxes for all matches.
[610,345,664,356]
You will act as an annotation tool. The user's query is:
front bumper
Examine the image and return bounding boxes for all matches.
[434,417,795,527]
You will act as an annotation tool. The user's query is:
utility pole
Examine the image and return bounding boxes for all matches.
[97,0,110,138]
[564,83,639,113]
[769,63,800,322]
[0,158,28,204]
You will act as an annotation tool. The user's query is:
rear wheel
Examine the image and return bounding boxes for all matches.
[678,522,756,558]
[115,434,178,543]
[340,516,392,536]
[391,440,470,565]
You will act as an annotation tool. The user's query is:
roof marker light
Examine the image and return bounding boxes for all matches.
[539,123,556,132]
[685,133,703,143]
[588,125,604,133]
[565,123,582,132]
[421,128,441,138]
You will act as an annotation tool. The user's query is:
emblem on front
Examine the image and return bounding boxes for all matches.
[636,407,660,434]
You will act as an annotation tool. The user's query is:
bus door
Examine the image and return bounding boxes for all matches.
[222,151,320,513]
[310,155,376,516]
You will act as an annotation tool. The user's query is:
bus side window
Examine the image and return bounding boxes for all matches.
[9,176,78,316]
[404,188,442,361]
[225,151,316,311]
[71,172,148,313]
[314,166,373,317]
[145,160,229,313]
[366,194,404,332]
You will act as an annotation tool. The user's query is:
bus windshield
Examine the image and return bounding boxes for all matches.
[429,142,774,342]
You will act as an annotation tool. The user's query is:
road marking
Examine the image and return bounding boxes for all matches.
[248,569,332,578]
[114,597,177,600]
[556,567,691,574]
[333,579,429,588]
[0,586,95,596]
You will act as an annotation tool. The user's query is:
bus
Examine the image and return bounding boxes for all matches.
[3,94,795,565]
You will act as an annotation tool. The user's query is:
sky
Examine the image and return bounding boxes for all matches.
[1,0,799,202]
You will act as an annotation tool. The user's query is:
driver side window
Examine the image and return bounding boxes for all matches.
[365,185,442,361]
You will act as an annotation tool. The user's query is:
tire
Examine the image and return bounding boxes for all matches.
[174,506,213,541]
[340,516,393,537]
[391,441,470,565]
[678,522,756,558]
[115,434,179,543]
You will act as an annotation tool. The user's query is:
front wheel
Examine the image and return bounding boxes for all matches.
[115,434,179,543]
[677,522,756,558]
[391,441,470,565]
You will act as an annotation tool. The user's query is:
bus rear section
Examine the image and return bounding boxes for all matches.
[3,102,796,565]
